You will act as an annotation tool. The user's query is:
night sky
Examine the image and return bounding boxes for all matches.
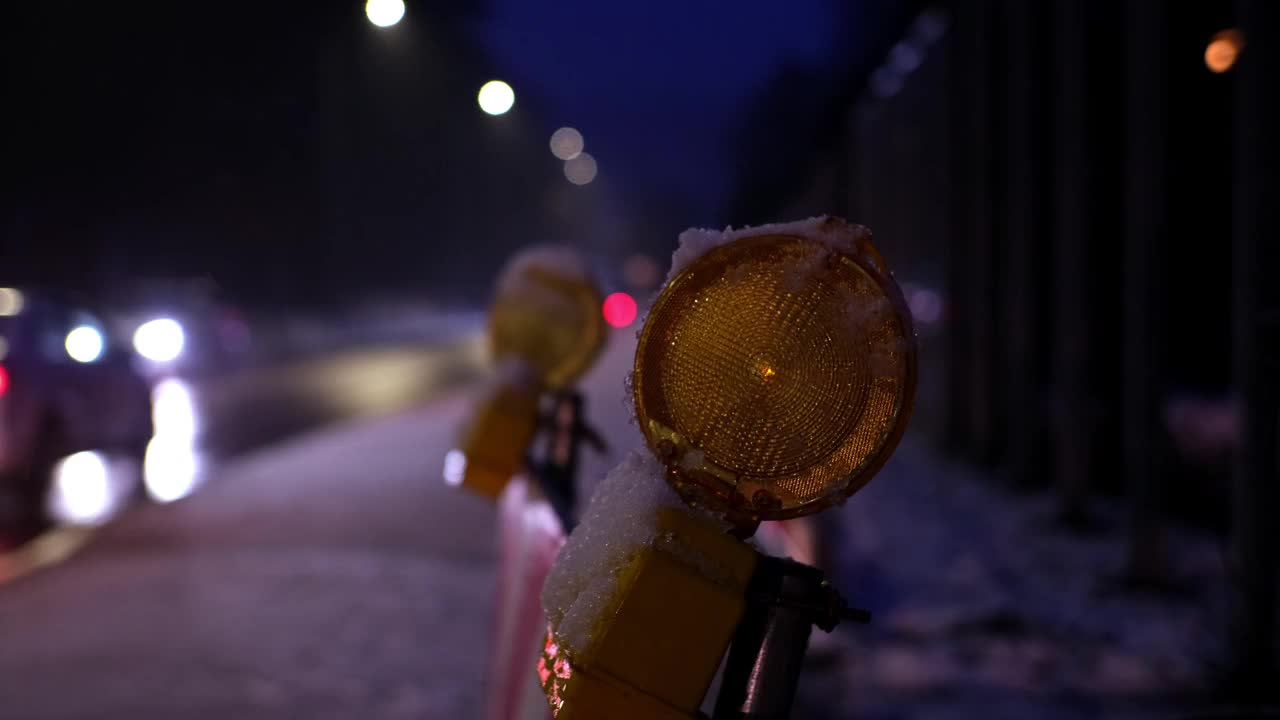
[475,0,844,213]
[4,1,896,305]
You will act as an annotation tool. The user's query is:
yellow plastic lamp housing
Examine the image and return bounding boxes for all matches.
[446,377,540,499]
[489,250,606,389]
[540,507,758,719]
[633,222,916,522]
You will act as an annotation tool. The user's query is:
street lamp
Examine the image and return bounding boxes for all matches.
[550,127,584,160]
[366,0,405,28]
[478,80,515,116]
[564,152,597,185]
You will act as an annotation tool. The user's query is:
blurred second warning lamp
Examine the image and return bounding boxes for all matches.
[539,217,917,719]
[444,247,608,525]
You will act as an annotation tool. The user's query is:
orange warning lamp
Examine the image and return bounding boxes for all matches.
[633,221,916,525]
[489,252,606,389]
[449,248,607,498]
[541,218,917,719]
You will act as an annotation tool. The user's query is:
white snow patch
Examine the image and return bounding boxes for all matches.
[494,245,592,313]
[666,216,872,284]
[541,450,730,656]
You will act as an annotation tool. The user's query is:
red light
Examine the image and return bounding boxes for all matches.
[602,292,638,328]
[0,365,7,396]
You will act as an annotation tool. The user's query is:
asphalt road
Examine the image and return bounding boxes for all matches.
[0,329,640,720]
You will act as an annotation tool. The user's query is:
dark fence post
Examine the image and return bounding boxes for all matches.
[1230,0,1279,693]
[954,0,1000,465]
[1001,0,1052,488]
[1122,0,1169,585]
[1050,0,1092,521]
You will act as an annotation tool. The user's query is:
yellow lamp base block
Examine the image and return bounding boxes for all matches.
[541,507,759,718]
[454,380,539,499]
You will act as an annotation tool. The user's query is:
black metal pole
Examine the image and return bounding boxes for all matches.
[1049,0,1093,522]
[713,557,820,720]
[1122,0,1169,585]
[1230,0,1279,692]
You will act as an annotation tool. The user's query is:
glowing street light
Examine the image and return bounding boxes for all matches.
[564,152,598,185]
[366,0,405,28]
[1205,29,1245,73]
[65,326,104,363]
[0,287,24,316]
[550,127,584,160]
[478,80,515,116]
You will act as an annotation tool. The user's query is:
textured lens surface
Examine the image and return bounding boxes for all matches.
[633,235,915,519]
[490,265,605,388]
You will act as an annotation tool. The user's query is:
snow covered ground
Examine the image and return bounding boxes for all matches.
[800,440,1230,719]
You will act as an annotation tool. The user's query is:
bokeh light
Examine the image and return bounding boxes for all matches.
[152,378,198,439]
[145,378,202,503]
[623,254,661,290]
[602,292,638,328]
[563,152,597,185]
[443,449,467,487]
[906,284,944,326]
[65,326,104,363]
[911,8,949,46]
[478,80,515,115]
[134,318,186,363]
[870,66,904,99]
[144,437,201,503]
[0,288,24,316]
[53,452,112,524]
[890,42,925,74]
[366,0,405,28]
[1205,29,1244,73]
[549,127,584,160]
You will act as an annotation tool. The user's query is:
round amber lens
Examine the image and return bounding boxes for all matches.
[633,234,915,520]
[490,262,605,388]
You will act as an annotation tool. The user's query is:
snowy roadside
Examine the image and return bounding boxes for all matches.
[800,438,1229,719]
[570,324,1229,719]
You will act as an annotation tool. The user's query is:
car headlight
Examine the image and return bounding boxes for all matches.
[133,318,186,363]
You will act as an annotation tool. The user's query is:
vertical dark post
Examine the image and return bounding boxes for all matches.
[1050,0,1092,521]
[1230,0,1279,691]
[957,0,1000,464]
[944,2,976,453]
[1122,0,1168,583]
[1001,0,1046,487]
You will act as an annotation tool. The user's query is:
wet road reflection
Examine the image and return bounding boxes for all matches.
[144,378,203,503]
[44,338,486,530]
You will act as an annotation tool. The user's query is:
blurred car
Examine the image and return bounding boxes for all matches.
[111,277,253,379]
[0,289,153,541]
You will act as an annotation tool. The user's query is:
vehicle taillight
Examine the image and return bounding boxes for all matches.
[0,364,8,396]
